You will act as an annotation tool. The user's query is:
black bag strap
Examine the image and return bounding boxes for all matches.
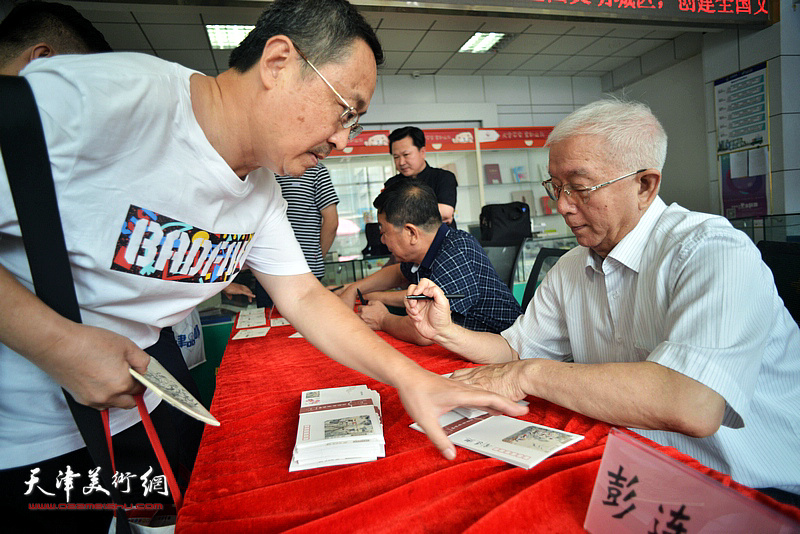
[0,75,131,533]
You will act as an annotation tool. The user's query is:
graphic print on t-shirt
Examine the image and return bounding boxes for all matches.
[111,205,253,283]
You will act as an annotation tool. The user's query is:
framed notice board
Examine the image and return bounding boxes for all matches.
[714,63,771,218]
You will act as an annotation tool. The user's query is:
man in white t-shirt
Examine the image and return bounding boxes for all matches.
[405,99,800,505]
[0,0,526,528]
[0,1,112,76]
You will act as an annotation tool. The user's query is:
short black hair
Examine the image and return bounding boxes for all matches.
[389,126,425,153]
[0,1,111,66]
[228,0,383,73]
[373,180,441,232]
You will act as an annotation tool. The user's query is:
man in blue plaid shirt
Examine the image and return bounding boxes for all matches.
[338,180,521,345]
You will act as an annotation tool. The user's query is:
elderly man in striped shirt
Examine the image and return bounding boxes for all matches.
[406,99,800,507]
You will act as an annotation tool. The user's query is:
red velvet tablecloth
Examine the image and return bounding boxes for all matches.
[177,319,800,533]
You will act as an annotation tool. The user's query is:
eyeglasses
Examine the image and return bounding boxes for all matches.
[542,168,646,204]
[293,44,363,140]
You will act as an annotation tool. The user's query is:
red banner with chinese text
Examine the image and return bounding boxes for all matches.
[330,126,552,157]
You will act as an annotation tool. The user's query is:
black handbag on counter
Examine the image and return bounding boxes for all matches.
[479,201,532,246]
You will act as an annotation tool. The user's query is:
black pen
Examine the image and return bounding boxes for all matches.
[405,294,465,300]
[356,288,368,305]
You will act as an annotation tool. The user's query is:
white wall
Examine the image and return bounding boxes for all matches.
[612,55,711,214]
[365,75,603,129]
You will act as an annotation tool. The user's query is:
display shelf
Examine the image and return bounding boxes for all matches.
[729,212,800,243]
[321,255,391,287]
[513,235,579,285]
[324,127,570,259]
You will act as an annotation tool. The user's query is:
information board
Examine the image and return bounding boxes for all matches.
[714,62,769,154]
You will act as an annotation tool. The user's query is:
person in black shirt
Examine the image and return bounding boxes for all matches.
[385,126,458,228]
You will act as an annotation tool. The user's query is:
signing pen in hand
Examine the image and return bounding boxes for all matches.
[356,288,368,305]
[405,294,465,300]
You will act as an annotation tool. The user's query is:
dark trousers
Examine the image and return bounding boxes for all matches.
[0,328,204,533]
[757,487,800,510]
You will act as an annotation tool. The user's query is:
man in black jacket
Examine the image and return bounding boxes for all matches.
[385,126,458,228]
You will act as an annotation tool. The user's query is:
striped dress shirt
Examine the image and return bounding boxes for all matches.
[503,196,800,493]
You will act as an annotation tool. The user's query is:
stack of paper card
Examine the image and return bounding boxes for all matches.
[290,385,385,472]
[410,410,582,469]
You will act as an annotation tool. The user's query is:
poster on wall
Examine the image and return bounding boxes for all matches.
[714,62,768,154]
[720,146,769,219]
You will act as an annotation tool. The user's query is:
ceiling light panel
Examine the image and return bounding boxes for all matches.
[206,24,253,49]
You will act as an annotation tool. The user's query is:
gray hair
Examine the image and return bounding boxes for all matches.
[547,99,668,172]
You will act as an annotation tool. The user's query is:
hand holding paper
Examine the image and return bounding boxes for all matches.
[130,358,219,426]
[395,370,529,460]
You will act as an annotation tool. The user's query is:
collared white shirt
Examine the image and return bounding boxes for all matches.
[503,197,800,493]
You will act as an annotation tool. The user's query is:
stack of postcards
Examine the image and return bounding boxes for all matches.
[290,385,385,472]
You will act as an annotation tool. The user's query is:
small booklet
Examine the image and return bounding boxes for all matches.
[290,385,385,472]
[411,411,582,469]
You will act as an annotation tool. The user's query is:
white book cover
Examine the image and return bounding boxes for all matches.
[411,412,582,469]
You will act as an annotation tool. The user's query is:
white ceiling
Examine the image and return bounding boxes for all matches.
[58,1,714,78]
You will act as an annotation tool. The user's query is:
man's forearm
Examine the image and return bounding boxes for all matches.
[516,358,725,437]
[432,323,516,364]
[0,264,148,408]
[364,290,406,307]
[352,263,406,295]
[319,205,338,257]
[262,271,426,385]
[438,203,454,224]
[380,314,434,346]
[0,264,73,363]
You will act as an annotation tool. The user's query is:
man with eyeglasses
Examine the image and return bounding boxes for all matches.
[405,99,800,506]
[338,180,521,344]
[0,0,528,528]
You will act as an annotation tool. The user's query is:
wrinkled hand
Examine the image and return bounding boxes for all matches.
[357,300,388,330]
[405,278,452,341]
[450,361,530,402]
[395,370,529,459]
[44,323,149,410]
[337,284,358,309]
[223,282,255,302]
